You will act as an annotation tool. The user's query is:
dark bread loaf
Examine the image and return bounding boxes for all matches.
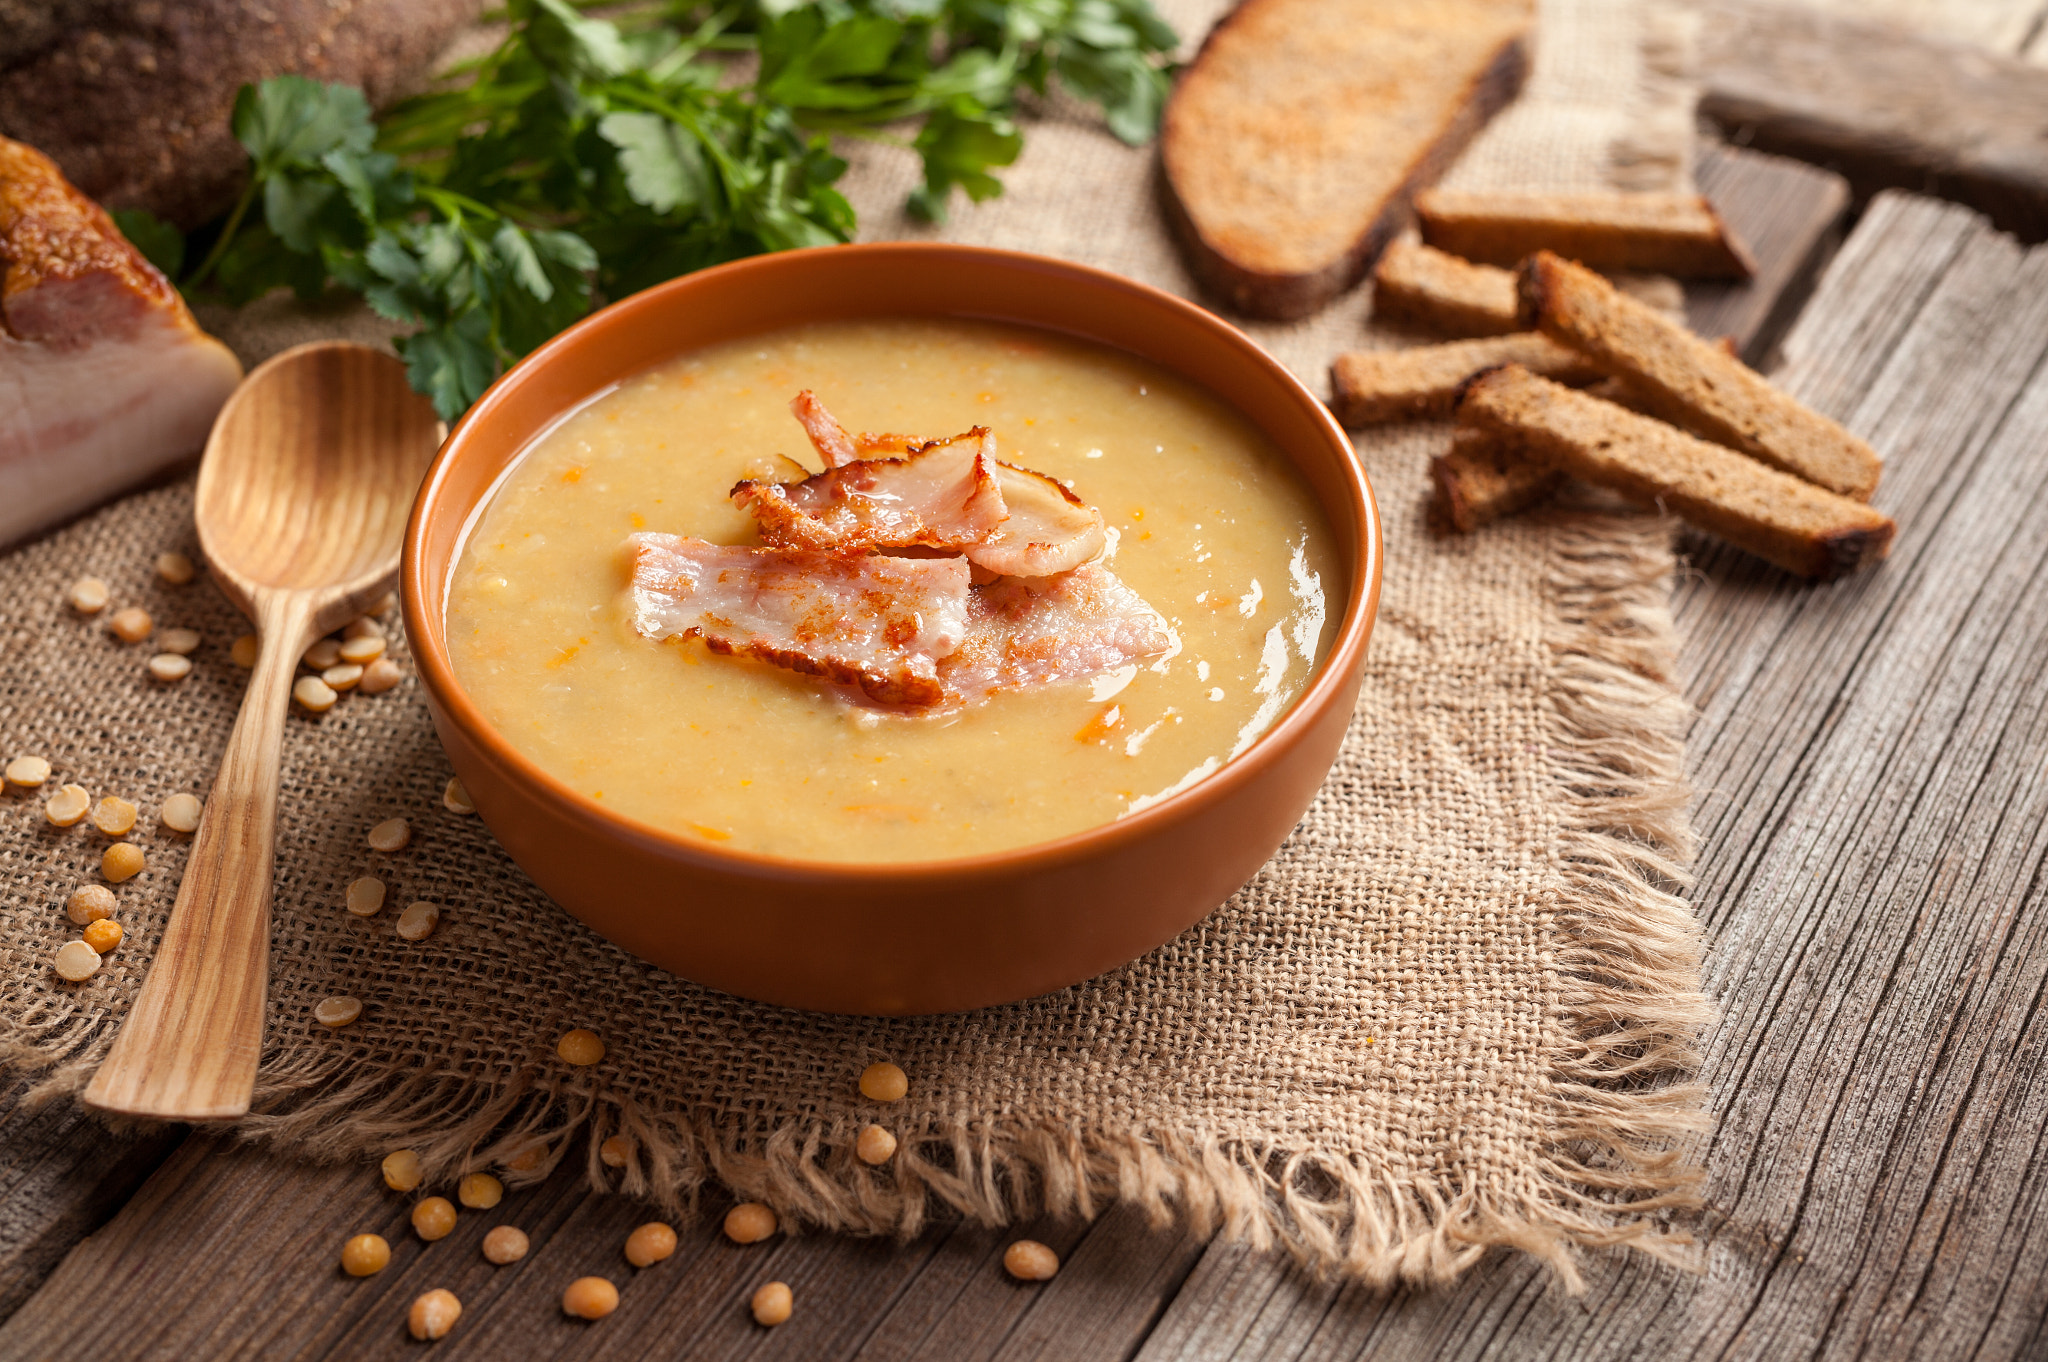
[1372,239,1522,336]
[1329,332,1602,426]
[1417,189,1756,277]
[1161,0,1535,321]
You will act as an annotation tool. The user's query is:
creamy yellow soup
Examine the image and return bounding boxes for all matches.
[447,317,1340,862]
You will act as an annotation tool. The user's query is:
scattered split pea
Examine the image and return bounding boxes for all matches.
[562,1276,619,1320]
[859,1061,908,1102]
[395,901,440,941]
[382,1149,423,1193]
[443,777,475,814]
[855,1124,898,1166]
[292,675,337,713]
[81,920,123,954]
[367,817,411,852]
[90,796,137,836]
[407,1289,461,1341]
[345,877,386,917]
[67,577,108,614]
[303,638,342,670]
[556,1029,605,1066]
[358,657,404,694]
[481,1226,529,1264]
[155,552,197,585]
[147,654,192,683]
[340,1233,390,1277]
[52,940,100,982]
[66,884,115,924]
[1003,1240,1060,1281]
[160,793,203,833]
[108,607,152,643]
[457,1173,503,1209]
[313,996,362,1028]
[101,842,145,883]
[599,1135,634,1168]
[231,634,259,669]
[45,785,90,827]
[624,1222,677,1268]
[412,1196,457,1242]
[5,754,50,787]
[723,1203,777,1244]
[751,1281,793,1326]
[158,627,201,655]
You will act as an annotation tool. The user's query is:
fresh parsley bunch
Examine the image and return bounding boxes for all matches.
[117,0,1177,420]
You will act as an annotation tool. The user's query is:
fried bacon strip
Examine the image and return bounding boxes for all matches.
[627,534,971,706]
[734,428,1008,553]
[967,463,1108,578]
[940,564,1173,703]
[790,389,860,468]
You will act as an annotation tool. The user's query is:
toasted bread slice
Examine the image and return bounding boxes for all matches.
[1162,0,1534,321]
[1329,333,1603,426]
[1518,251,1882,499]
[1457,365,1894,578]
[1431,426,1563,531]
[1417,189,1756,278]
[1372,240,1521,336]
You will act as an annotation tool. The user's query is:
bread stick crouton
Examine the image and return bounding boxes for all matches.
[1431,426,1564,531]
[1457,365,1894,579]
[1372,240,1521,336]
[1518,251,1882,499]
[1330,333,1603,426]
[1417,189,1755,278]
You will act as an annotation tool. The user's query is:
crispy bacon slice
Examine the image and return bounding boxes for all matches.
[734,428,1008,553]
[963,462,1108,578]
[627,533,970,706]
[790,390,861,468]
[940,564,1173,702]
[1,135,242,547]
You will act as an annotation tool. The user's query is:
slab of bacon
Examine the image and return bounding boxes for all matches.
[631,393,1165,710]
[1,135,243,547]
[628,534,971,706]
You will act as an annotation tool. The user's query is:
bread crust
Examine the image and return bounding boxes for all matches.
[1329,332,1603,426]
[1161,0,1533,321]
[1417,189,1757,278]
[1457,365,1895,579]
[1431,425,1562,531]
[1371,240,1522,336]
[1517,251,1882,499]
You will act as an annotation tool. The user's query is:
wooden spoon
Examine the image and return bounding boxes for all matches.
[84,342,442,1121]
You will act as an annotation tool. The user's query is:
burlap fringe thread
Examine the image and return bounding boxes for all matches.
[3,500,1709,1293]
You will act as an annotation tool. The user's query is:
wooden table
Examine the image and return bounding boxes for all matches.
[6,144,2048,1361]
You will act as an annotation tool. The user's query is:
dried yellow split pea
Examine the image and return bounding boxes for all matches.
[341,1233,390,1277]
[443,777,475,815]
[408,1289,461,1341]
[159,627,201,655]
[313,996,362,1028]
[344,616,384,642]
[5,754,50,787]
[66,884,115,924]
[339,634,385,665]
[146,654,191,683]
[292,675,337,713]
[82,919,123,954]
[382,1149,423,1193]
[481,1225,529,1265]
[358,657,404,694]
[45,784,90,827]
[53,940,100,982]
[562,1276,619,1320]
[1003,1240,1060,1281]
[599,1134,634,1168]
[367,817,410,852]
[457,1173,503,1209]
[155,551,197,585]
[303,638,342,669]
[859,1061,908,1103]
[322,663,362,692]
[101,842,145,883]
[396,901,440,941]
[751,1281,793,1327]
[160,793,203,833]
[556,1028,605,1066]
[231,634,259,669]
[723,1203,777,1244]
[855,1124,898,1166]
[345,877,386,917]
[91,796,137,835]
[412,1196,457,1242]
[68,577,108,613]
[624,1222,677,1268]
[108,607,152,643]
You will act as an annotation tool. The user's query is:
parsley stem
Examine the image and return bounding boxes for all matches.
[183,177,258,290]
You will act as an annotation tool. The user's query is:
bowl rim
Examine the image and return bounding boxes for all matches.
[403,240,1383,883]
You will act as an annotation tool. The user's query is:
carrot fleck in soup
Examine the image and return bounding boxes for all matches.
[446,317,1340,862]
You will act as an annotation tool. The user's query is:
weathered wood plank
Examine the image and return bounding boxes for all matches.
[1745,0,2046,54]
[1687,144,1849,367]
[1136,195,2048,1359]
[1699,1,2048,241]
[0,1074,182,1321]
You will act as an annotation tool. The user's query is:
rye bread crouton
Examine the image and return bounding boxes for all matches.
[1518,251,1883,500]
[1457,365,1895,579]
[1416,189,1756,278]
[1431,426,1564,531]
[1372,240,1521,336]
[1329,333,1603,426]
[1161,0,1534,321]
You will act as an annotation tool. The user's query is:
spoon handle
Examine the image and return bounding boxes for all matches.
[84,594,314,1121]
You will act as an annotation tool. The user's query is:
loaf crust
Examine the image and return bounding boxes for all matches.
[1162,0,1534,321]
[1518,251,1882,499]
[1329,333,1602,426]
[1457,365,1895,579]
[1417,189,1756,278]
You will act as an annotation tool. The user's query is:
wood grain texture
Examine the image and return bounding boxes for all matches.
[1132,190,2048,1360]
[1699,0,2048,241]
[1686,144,1849,368]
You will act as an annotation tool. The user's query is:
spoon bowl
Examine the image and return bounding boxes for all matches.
[85,342,441,1121]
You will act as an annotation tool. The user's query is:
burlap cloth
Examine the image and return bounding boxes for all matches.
[0,0,1711,1290]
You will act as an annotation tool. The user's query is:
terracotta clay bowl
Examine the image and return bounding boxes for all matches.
[403,243,1383,1015]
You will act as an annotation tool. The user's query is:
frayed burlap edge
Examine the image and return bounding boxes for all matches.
[3,501,1709,1294]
